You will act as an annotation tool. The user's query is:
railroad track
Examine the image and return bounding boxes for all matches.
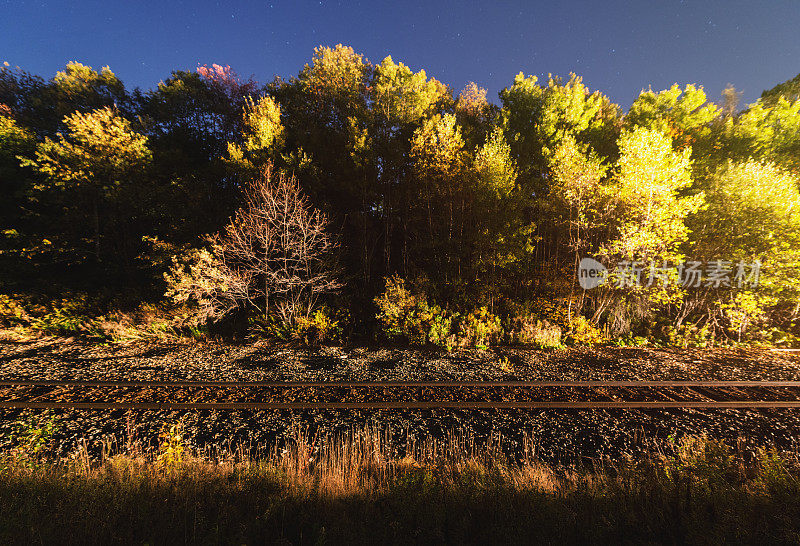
[2,380,800,387]
[2,380,800,410]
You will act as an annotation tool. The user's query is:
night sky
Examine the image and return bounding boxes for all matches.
[2,0,798,108]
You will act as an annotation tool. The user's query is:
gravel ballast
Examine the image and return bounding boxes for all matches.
[2,337,800,463]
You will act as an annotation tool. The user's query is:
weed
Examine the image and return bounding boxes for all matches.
[5,412,59,470]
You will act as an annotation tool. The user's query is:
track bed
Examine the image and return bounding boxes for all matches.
[2,338,800,462]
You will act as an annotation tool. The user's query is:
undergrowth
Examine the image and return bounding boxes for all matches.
[1,418,799,545]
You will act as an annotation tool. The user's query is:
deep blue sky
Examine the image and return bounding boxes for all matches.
[2,0,799,108]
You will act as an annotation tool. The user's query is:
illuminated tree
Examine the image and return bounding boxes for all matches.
[625,84,719,148]
[167,165,340,328]
[603,127,701,262]
[226,94,284,177]
[23,107,151,260]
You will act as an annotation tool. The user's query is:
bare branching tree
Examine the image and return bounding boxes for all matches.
[165,164,340,328]
[214,164,341,325]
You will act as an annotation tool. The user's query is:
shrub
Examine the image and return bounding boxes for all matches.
[754,447,796,495]
[6,413,58,470]
[508,315,563,348]
[510,298,603,346]
[89,304,182,343]
[164,245,243,327]
[563,315,605,346]
[427,309,457,351]
[156,421,188,473]
[374,275,420,340]
[665,435,740,487]
[294,308,341,345]
[667,322,712,348]
[721,292,771,343]
[31,300,90,336]
[374,276,461,349]
[458,307,502,349]
[0,294,30,327]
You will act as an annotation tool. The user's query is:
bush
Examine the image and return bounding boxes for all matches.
[665,435,741,487]
[294,308,342,345]
[31,300,91,336]
[375,276,447,346]
[374,275,420,340]
[164,245,242,327]
[667,322,712,348]
[377,276,494,350]
[510,298,603,346]
[508,315,562,348]
[458,307,502,349]
[427,308,456,350]
[0,294,30,327]
[6,412,59,470]
[722,292,772,343]
[563,315,605,346]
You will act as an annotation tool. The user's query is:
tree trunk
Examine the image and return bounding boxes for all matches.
[93,195,101,262]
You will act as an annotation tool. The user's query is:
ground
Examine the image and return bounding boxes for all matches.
[1,337,800,463]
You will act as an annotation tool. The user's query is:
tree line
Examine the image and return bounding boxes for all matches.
[2,46,800,346]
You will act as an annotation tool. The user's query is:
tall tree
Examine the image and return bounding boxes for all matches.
[625,84,719,149]
[603,127,701,262]
[23,107,151,262]
[226,94,284,178]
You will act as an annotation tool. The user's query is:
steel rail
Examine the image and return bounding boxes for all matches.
[2,380,800,388]
[1,400,800,410]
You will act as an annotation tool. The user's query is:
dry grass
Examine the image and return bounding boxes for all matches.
[1,422,800,544]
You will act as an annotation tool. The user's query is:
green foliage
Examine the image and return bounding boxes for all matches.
[373,56,448,124]
[667,323,712,348]
[761,72,800,105]
[410,113,465,180]
[625,84,719,148]
[21,106,152,262]
[563,315,605,346]
[507,315,563,348]
[163,245,239,326]
[52,62,125,115]
[500,72,614,193]
[6,50,800,346]
[728,97,800,172]
[226,94,284,174]
[31,299,90,335]
[0,113,35,168]
[374,275,416,340]
[510,298,604,346]
[546,134,609,258]
[6,412,58,469]
[299,44,370,108]
[665,435,739,487]
[293,308,342,345]
[426,309,456,350]
[0,294,30,326]
[157,421,187,473]
[688,160,800,339]
[754,447,796,494]
[374,276,445,346]
[604,126,702,261]
[721,291,771,343]
[458,307,502,349]
[374,277,503,349]
[25,107,151,190]
[691,160,800,258]
[473,127,517,199]
[0,112,36,237]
